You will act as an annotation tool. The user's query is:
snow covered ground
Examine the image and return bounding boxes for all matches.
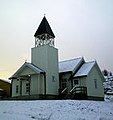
[105,95,113,102]
[0,100,113,120]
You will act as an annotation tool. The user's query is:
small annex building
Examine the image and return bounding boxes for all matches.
[0,79,11,98]
[10,16,104,100]
[59,57,104,100]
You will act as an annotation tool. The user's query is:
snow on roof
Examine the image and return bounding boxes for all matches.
[0,79,11,84]
[74,61,96,77]
[59,57,84,73]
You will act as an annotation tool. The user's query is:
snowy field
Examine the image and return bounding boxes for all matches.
[0,100,113,120]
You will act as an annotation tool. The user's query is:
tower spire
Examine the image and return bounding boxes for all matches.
[34,16,55,47]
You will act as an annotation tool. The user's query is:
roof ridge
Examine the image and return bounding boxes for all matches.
[85,61,96,64]
[59,57,83,63]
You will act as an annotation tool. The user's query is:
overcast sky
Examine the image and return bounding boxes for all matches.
[0,0,113,79]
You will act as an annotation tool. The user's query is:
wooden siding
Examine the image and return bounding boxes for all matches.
[0,80,11,97]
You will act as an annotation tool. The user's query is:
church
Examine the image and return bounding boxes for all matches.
[10,16,104,100]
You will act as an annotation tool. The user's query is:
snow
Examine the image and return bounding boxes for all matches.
[0,100,113,120]
[0,79,11,84]
[104,76,113,96]
[59,57,84,73]
[105,95,113,102]
[104,76,113,82]
[104,73,113,102]
[74,61,95,77]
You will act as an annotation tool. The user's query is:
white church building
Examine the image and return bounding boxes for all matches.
[10,16,104,100]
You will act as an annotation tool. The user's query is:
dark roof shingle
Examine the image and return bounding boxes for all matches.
[34,16,55,38]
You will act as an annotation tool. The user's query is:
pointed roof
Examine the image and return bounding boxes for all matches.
[9,62,45,79]
[59,57,85,73]
[74,61,96,77]
[34,16,55,38]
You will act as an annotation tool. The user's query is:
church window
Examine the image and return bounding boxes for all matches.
[26,83,30,93]
[73,79,79,85]
[52,76,55,82]
[16,85,19,93]
[94,79,97,89]
[61,79,67,89]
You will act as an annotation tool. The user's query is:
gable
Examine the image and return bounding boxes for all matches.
[93,62,105,82]
[74,61,96,78]
[10,62,45,79]
[19,66,36,76]
[73,61,104,83]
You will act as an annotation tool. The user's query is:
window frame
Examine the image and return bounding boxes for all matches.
[61,78,67,89]
[94,79,97,89]
[73,79,79,85]
[26,82,30,93]
[16,85,19,93]
[52,76,55,82]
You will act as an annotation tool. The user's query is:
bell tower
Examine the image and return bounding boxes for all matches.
[31,16,59,96]
[34,16,55,47]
